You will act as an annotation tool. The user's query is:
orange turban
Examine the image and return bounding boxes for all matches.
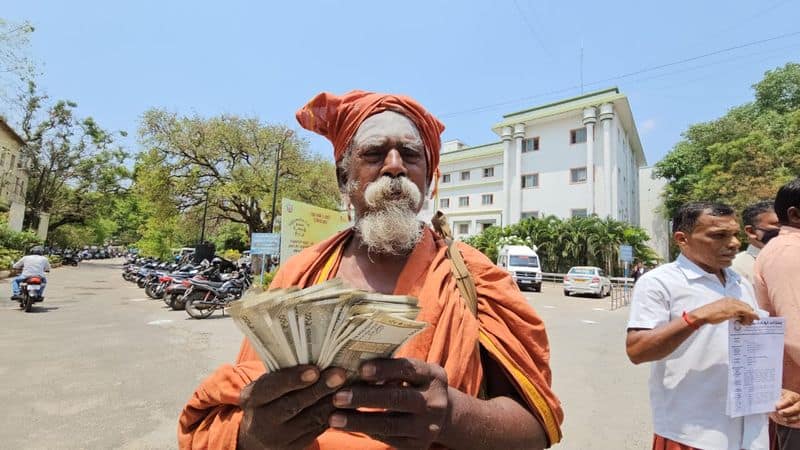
[296,90,445,197]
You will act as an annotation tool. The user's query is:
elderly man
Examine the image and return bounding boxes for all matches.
[754,178,800,449]
[178,91,563,450]
[731,201,780,283]
[627,202,790,450]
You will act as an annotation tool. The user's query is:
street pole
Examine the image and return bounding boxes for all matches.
[268,137,285,233]
[199,189,209,243]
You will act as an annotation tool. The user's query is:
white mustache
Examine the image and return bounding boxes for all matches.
[364,176,421,209]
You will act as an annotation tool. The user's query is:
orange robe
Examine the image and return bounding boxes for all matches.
[178,227,563,449]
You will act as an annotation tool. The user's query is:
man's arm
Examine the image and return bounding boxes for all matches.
[13,257,24,270]
[438,352,547,450]
[626,297,759,364]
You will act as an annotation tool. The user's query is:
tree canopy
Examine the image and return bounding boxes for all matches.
[17,81,130,233]
[655,63,800,216]
[132,111,342,256]
[463,215,659,276]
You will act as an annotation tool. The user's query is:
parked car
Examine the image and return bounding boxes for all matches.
[563,266,612,298]
[497,245,542,292]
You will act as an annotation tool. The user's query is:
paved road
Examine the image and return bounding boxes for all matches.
[0,260,651,449]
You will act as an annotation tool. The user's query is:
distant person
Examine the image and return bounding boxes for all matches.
[632,261,645,283]
[626,201,798,449]
[754,178,800,449]
[10,246,51,300]
[732,201,780,283]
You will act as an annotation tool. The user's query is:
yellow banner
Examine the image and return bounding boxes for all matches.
[279,198,350,262]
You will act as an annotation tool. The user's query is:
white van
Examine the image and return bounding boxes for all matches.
[497,245,543,292]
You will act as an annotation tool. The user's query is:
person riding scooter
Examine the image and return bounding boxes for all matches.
[11,246,51,300]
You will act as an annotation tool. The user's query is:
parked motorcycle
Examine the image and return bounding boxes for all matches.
[184,271,252,319]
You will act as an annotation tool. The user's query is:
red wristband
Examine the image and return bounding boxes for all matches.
[682,311,700,330]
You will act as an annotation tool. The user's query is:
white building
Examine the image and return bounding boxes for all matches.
[0,118,28,232]
[638,166,670,261]
[419,87,647,239]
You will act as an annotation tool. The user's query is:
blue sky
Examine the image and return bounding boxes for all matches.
[4,0,799,166]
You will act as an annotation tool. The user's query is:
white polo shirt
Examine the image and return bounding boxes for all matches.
[628,254,768,450]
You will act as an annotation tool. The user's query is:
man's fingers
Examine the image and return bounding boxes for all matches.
[776,392,796,410]
[284,395,338,430]
[359,358,445,386]
[268,368,346,422]
[333,386,428,413]
[240,365,320,408]
[328,411,418,437]
[777,398,800,417]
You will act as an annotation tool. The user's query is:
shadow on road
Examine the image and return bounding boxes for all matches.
[183,314,230,321]
[27,305,60,313]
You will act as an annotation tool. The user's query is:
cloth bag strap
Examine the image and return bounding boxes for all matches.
[431,211,479,316]
[431,210,486,399]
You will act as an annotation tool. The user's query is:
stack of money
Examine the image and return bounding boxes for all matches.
[227,279,426,376]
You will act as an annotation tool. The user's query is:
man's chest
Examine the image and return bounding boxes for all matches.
[667,276,754,313]
[335,256,403,295]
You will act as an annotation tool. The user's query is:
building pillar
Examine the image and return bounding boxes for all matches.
[582,107,597,215]
[501,126,513,226]
[512,123,525,224]
[600,103,615,219]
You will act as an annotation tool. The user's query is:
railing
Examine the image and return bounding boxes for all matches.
[540,272,634,310]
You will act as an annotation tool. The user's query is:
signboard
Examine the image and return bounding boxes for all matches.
[279,198,350,262]
[250,233,280,255]
[619,244,634,263]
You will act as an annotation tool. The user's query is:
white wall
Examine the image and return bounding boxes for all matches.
[638,166,670,261]
[518,114,595,218]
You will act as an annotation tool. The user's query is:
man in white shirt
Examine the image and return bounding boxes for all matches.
[627,202,768,449]
[11,245,51,300]
[731,201,780,284]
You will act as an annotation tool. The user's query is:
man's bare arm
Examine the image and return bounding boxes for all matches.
[437,351,548,450]
[438,388,547,450]
[626,297,759,365]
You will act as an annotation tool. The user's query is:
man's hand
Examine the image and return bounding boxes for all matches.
[329,358,450,449]
[237,365,346,450]
[690,297,759,326]
[771,389,800,426]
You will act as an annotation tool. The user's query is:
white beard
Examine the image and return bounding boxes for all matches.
[352,176,423,256]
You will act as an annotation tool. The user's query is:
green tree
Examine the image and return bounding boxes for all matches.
[655,63,800,217]
[16,81,130,233]
[138,110,341,235]
[0,18,36,111]
[464,215,658,275]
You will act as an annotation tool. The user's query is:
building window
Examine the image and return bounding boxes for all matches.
[481,194,494,205]
[439,198,450,208]
[459,196,469,207]
[570,167,588,183]
[458,223,469,235]
[460,171,470,181]
[521,173,539,188]
[441,173,451,183]
[483,167,494,178]
[571,209,588,218]
[479,221,496,231]
[521,211,539,220]
[522,137,540,152]
[570,128,587,144]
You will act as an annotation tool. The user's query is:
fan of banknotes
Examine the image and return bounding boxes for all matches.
[227,279,427,376]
